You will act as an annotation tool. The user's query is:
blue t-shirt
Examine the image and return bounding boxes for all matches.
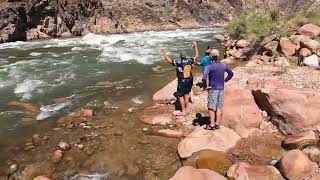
[200,56,211,73]
[172,57,195,79]
[202,62,234,90]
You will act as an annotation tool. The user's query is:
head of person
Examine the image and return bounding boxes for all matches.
[210,49,220,62]
[205,46,211,56]
[180,51,187,60]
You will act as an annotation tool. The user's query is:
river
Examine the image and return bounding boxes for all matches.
[0,28,223,179]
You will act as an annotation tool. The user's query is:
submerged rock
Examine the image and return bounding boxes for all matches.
[227,162,284,180]
[178,127,241,158]
[141,114,173,125]
[278,149,319,180]
[169,166,227,180]
[7,101,39,113]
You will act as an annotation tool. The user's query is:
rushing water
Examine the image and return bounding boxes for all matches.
[0,29,224,173]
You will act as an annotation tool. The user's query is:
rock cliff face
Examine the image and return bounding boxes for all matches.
[0,0,319,43]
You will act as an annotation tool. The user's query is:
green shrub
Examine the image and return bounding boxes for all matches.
[270,9,280,21]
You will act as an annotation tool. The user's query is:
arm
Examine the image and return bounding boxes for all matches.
[224,66,234,82]
[160,48,173,64]
[192,41,199,61]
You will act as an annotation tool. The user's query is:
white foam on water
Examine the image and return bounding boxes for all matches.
[30,52,42,56]
[8,56,16,59]
[14,79,43,99]
[36,101,72,120]
[71,47,83,51]
[132,96,143,105]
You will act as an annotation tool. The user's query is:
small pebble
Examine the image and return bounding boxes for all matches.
[58,142,71,151]
[75,144,84,149]
[142,128,149,132]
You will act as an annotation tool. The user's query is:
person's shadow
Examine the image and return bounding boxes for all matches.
[192,113,210,126]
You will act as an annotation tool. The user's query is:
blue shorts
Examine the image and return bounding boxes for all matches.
[208,89,224,110]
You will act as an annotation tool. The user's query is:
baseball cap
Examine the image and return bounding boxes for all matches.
[210,49,220,57]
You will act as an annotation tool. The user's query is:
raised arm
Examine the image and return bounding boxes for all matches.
[160,48,173,64]
[192,41,199,61]
[224,66,234,82]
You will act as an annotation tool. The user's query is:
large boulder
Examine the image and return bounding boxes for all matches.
[182,150,231,175]
[227,162,284,180]
[252,81,320,134]
[236,39,250,48]
[300,38,320,53]
[169,166,227,180]
[177,127,241,158]
[152,79,177,103]
[213,34,225,42]
[298,23,320,37]
[304,54,319,67]
[223,86,263,129]
[278,149,319,180]
[283,130,319,150]
[279,37,297,57]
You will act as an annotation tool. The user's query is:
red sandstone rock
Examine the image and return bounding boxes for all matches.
[300,48,312,57]
[169,166,227,180]
[177,127,241,158]
[141,114,173,125]
[298,23,320,37]
[280,37,297,57]
[152,79,177,103]
[227,162,284,180]
[157,129,183,138]
[283,130,318,150]
[73,109,95,118]
[236,39,250,48]
[51,150,63,162]
[33,176,51,180]
[279,149,319,180]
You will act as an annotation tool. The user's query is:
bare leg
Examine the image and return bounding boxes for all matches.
[184,94,190,113]
[208,109,216,127]
[176,96,187,115]
[216,108,222,125]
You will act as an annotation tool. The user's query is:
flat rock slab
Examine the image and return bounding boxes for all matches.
[178,127,241,158]
[152,79,177,103]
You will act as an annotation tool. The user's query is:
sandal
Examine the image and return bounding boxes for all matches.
[204,125,216,131]
[214,124,220,129]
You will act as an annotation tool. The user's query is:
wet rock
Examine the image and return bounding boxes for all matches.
[300,48,312,57]
[141,114,173,125]
[58,142,71,151]
[227,162,284,179]
[278,149,319,180]
[274,57,290,67]
[17,162,54,180]
[9,164,17,173]
[169,166,227,180]
[236,39,250,48]
[24,145,35,151]
[7,101,39,113]
[152,79,178,103]
[303,146,320,164]
[298,23,320,37]
[283,130,318,150]
[304,54,319,67]
[213,34,225,42]
[178,127,241,158]
[223,86,263,129]
[32,134,41,145]
[33,176,51,180]
[280,37,297,57]
[183,150,231,175]
[73,108,95,118]
[156,129,183,138]
[51,150,63,162]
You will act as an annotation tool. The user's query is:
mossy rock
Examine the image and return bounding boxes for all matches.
[182,149,231,176]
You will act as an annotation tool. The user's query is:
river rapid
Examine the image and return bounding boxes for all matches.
[0,28,223,179]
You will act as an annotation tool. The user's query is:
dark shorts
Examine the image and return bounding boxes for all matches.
[177,78,193,97]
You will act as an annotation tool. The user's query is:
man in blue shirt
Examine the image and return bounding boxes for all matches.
[202,49,234,130]
[160,41,199,116]
[199,46,211,74]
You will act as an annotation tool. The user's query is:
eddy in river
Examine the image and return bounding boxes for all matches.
[160,41,199,116]
[202,49,233,130]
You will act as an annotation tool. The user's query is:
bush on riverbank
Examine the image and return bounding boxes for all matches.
[226,10,320,39]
